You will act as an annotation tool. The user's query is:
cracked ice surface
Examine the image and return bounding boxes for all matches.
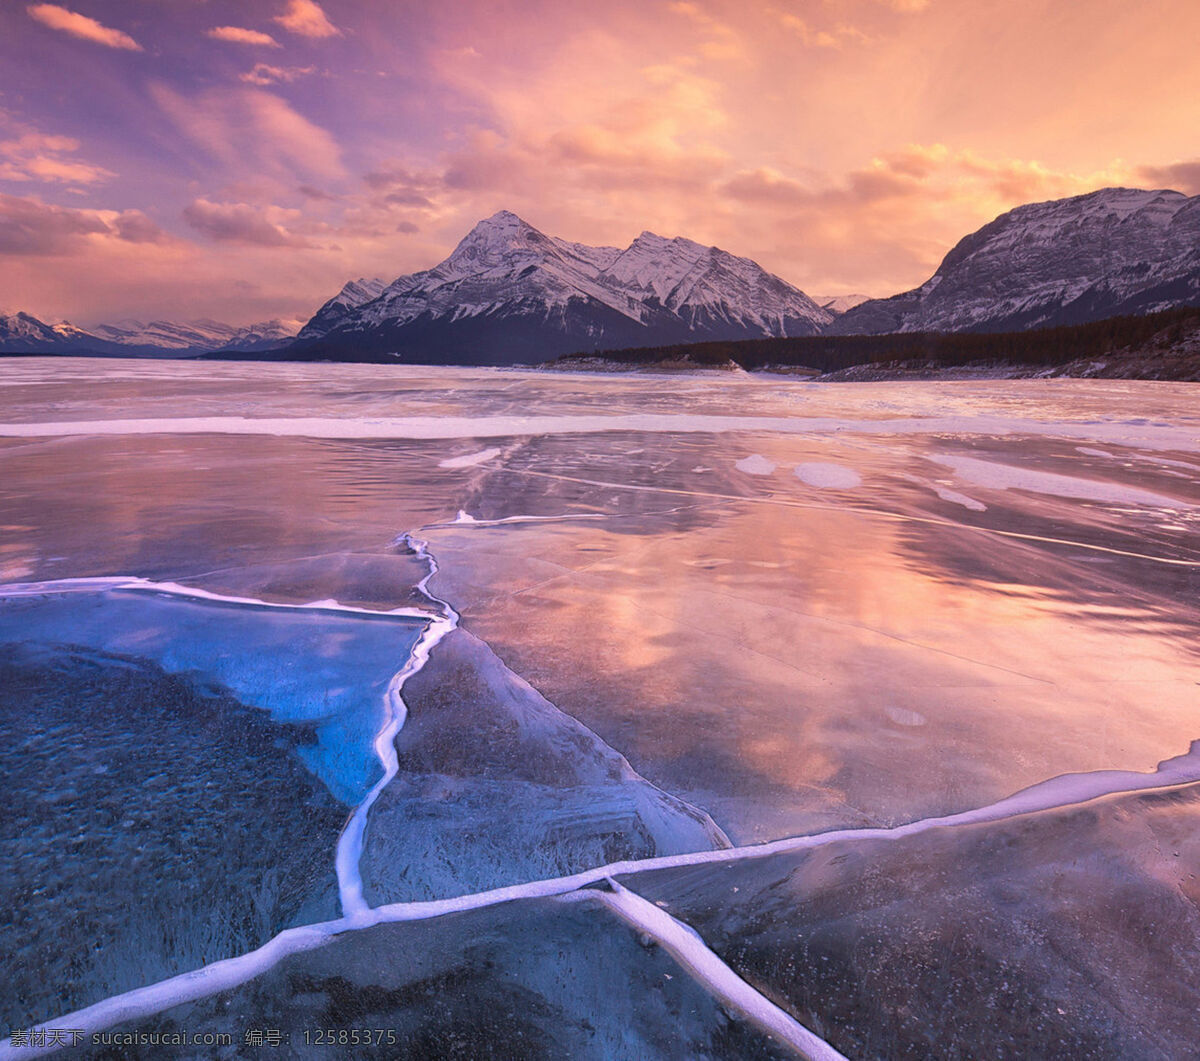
[2,359,1200,1058]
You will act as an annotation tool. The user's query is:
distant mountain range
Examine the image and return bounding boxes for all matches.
[4,187,1199,364]
[0,313,300,357]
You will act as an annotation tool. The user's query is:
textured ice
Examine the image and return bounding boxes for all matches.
[361,628,729,904]
[0,587,425,804]
[621,778,1200,1059]
[0,643,344,1033]
[74,897,800,1061]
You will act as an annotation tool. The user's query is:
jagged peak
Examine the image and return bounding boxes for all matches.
[445,211,557,272]
[630,230,711,251]
[459,210,540,241]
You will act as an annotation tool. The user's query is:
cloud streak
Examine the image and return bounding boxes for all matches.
[240,64,316,86]
[151,85,345,182]
[207,27,281,48]
[0,128,114,185]
[26,4,142,51]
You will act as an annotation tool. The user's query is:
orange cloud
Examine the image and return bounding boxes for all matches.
[667,2,748,62]
[26,4,142,51]
[774,12,869,49]
[207,26,281,48]
[712,144,1142,294]
[274,0,340,39]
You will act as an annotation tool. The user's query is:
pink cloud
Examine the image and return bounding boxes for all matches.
[207,26,281,48]
[183,198,312,247]
[151,85,345,182]
[274,0,340,39]
[26,4,142,51]
[0,129,114,185]
[240,64,315,86]
[1137,160,1200,196]
[0,193,167,255]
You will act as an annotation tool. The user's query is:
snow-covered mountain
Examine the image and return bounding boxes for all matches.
[0,313,300,355]
[93,318,301,351]
[0,312,98,351]
[815,294,871,315]
[297,279,388,341]
[830,188,1200,335]
[292,211,832,364]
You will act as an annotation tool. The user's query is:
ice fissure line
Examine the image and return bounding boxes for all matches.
[556,881,850,1061]
[7,744,1200,1058]
[0,576,437,622]
[510,468,1200,567]
[335,532,459,918]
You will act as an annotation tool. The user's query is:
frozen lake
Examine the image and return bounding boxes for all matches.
[1,359,1198,1059]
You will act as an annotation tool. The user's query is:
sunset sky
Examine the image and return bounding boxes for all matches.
[1,0,1198,325]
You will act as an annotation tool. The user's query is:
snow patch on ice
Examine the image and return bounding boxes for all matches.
[885,706,928,727]
[438,447,501,469]
[932,485,987,512]
[794,462,862,489]
[734,454,776,476]
[1,412,1199,454]
[933,455,1190,508]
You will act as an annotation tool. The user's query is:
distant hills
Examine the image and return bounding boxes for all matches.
[3,187,1200,366]
[0,313,299,357]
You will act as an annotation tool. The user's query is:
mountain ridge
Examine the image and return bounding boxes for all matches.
[287,210,832,365]
[5,188,1200,362]
[829,187,1200,335]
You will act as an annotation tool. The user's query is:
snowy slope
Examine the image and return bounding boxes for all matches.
[297,278,388,341]
[294,211,832,364]
[830,188,1200,335]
